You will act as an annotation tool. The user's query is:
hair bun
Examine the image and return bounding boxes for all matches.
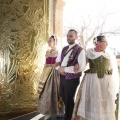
[53,34,57,43]
[93,37,98,45]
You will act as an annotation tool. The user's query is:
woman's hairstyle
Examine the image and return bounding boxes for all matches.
[50,35,57,44]
[93,35,105,45]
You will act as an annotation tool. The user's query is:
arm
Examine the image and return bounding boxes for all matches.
[53,62,60,67]
[64,50,87,73]
[55,53,61,70]
[74,63,79,73]
[74,56,89,73]
[56,52,66,75]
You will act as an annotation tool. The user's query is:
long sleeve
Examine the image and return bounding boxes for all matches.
[56,53,61,62]
[64,50,86,73]
[55,53,61,70]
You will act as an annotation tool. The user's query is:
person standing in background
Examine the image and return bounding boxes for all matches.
[72,36,119,120]
[37,35,64,120]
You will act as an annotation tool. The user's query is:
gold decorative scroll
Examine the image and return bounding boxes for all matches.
[0,0,49,113]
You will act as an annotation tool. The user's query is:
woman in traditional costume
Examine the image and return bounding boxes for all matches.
[37,35,64,119]
[72,36,119,120]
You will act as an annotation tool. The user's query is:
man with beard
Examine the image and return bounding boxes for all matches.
[56,29,86,120]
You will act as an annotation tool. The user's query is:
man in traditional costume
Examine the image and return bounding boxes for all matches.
[56,29,86,120]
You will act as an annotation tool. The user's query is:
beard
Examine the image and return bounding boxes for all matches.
[67,39,75,45]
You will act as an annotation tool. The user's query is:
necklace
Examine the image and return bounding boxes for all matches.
[46,49,58,58]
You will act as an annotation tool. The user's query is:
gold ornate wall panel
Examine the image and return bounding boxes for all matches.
[0,0,49,113]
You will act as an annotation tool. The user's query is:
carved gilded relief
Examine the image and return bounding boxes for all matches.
[0,0,49,113]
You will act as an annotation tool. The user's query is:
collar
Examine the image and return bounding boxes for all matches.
[69,43,76,49]
[94,46,105,52]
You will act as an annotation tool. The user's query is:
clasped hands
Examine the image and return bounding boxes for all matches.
[58,66,66,75]
[58,63,79,75]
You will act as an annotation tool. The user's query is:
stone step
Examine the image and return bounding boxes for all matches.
[9,111,45,120]
[9,111,64,120]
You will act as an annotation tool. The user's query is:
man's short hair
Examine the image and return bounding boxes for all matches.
[68,29,78,35]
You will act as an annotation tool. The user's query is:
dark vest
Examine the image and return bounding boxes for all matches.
[60,44,83,80]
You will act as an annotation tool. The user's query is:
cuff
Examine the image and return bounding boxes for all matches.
[55,66,60,70]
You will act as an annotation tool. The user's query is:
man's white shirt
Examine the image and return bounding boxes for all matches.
[56,44,86,73]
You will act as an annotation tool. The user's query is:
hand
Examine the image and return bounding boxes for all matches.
[60,72,66,75]
[71,114,78,120]
[45,64,55,67]
[55,62,60,67]
[58,67,66,75]
[74,63,79,73]
[52,64,57,68]
[53,62,60,68]
[71,117,77,120]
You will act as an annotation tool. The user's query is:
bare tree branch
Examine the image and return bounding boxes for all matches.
[78,12,120,48]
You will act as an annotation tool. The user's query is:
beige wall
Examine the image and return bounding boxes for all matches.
[53,0,64,41]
